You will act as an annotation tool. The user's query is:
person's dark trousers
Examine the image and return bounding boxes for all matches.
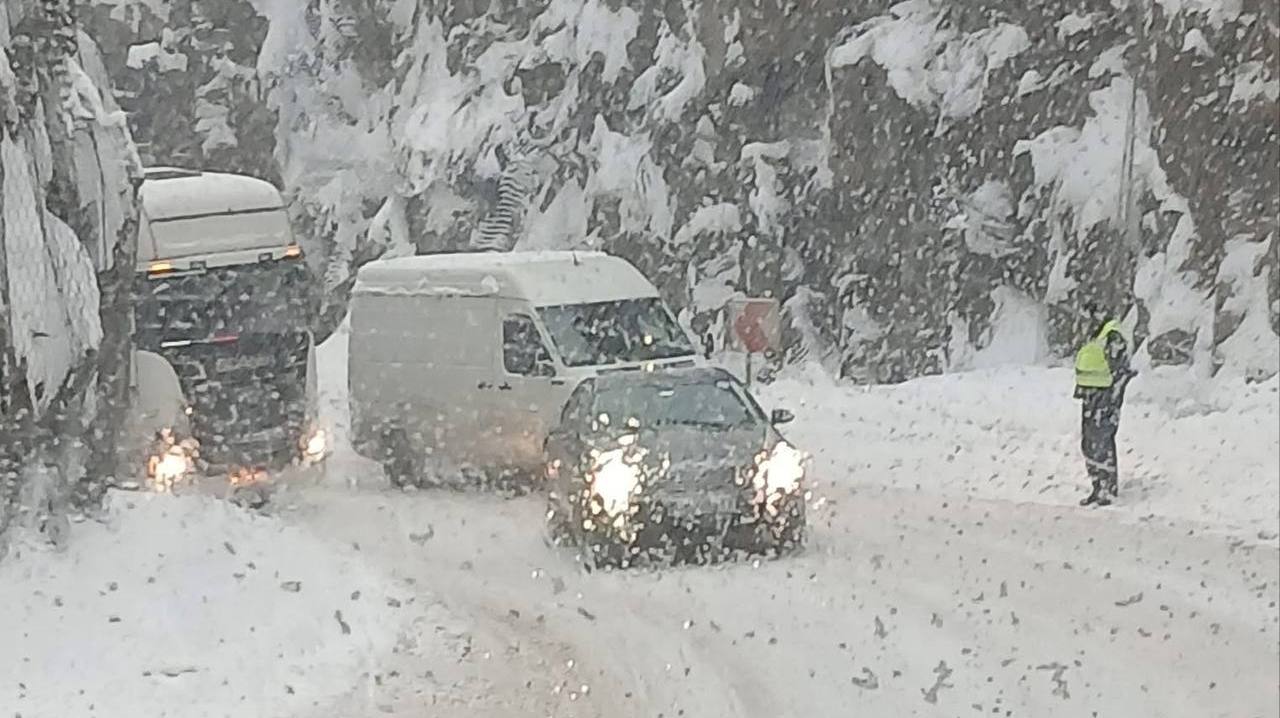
[1081,400,1120,500]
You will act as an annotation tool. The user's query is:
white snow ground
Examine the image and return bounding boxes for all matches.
[760,364,1280,545]
[4,322,1276,717]
[0,492,413,717]
[289,322,1279,716]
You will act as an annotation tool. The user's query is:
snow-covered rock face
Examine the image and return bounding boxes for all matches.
[3,8,141,414]
[84,0,1279,381]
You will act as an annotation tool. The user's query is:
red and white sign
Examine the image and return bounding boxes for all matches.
[726,297,781,354]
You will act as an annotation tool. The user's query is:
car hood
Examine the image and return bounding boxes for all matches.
[611,424,776,491]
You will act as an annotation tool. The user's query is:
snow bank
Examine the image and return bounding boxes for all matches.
[969,286,1050,369]
[313,317,392,493]
[760,364,1279,543]
[0,493,403,717]
[1213,235,1279,380]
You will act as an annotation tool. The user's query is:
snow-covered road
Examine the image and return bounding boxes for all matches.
[284,480,1278,718]
[5,325,1275,717]
[282,325,1277,717]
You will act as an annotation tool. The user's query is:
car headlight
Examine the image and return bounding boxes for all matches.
[589,447,642,518]
[753,441,805,498]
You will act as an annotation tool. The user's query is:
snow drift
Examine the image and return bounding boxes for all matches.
[0,493,404,717]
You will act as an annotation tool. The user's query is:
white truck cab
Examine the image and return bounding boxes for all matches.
[132,167,322,470]
[348,251,699,481]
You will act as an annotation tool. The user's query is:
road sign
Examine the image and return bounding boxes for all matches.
[727,297,781,354]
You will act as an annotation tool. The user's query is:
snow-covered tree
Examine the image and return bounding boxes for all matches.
[78,0,1279,382]
[1,0,143,549]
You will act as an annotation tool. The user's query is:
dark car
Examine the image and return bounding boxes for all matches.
[543,366,807,568]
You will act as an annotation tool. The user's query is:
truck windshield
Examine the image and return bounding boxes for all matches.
[135,259,315,340]
[538,298,695,368]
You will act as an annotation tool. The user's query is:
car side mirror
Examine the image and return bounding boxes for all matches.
[771,408,795,425]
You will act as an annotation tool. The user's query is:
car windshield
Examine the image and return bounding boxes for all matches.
[135,259,315,341]
[592,377,764,430]
[538,297,695,368]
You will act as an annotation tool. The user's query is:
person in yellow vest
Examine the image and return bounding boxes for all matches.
[1073,304,1136,507]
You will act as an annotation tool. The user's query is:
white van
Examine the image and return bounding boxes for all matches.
[348,251,699,482]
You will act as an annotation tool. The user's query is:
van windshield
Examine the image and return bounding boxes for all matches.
[538,298,695,368]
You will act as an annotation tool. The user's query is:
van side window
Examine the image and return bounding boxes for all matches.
[503,315,555,377]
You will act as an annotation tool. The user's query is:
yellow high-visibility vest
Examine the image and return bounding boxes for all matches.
[1074,320,1122,388]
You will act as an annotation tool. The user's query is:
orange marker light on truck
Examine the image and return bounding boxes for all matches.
[148,261,173,274]
[283,245,303,259]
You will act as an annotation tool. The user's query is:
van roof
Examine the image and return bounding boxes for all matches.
[140,167,285,221]
[354,251,661,306]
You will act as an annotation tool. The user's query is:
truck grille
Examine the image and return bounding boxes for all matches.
[150,332,309,465]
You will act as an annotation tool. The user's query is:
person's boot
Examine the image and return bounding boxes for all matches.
[1079,491,1100,507]
[1094,494,1112,507]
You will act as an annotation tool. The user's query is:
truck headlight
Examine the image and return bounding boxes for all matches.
[147,429,197,493]
[589,447,642,518]
[301,427,328,464]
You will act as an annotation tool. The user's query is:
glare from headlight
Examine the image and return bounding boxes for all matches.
[302,428,328,463]
[589,447,642,518]
[229,467,269,487]
[147,430,195,493]
[754,441,806,497]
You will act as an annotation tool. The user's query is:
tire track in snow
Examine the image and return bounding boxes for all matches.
[284,483,1278,717]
